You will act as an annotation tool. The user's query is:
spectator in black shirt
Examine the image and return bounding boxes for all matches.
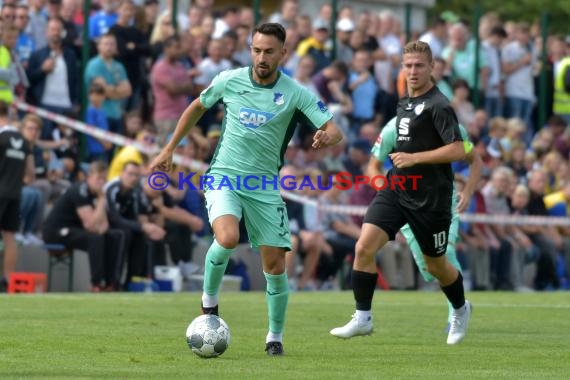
[104,161,165,285]
[42,161,126,291]
[140,177,204,273]
[0,101,33,291]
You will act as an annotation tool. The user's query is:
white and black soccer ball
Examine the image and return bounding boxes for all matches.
[186,314,231,358]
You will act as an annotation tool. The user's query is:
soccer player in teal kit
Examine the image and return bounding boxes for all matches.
[150,23,343,355]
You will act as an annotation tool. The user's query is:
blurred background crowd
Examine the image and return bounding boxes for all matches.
[1,0,570,293]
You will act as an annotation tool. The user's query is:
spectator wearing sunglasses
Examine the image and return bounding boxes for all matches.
[107,124,157,181]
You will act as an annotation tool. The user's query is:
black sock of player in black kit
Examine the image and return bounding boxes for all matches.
[352,270,378,310]
[441,272,466,309]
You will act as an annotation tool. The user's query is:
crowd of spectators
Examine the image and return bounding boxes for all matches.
[1,0,570,292]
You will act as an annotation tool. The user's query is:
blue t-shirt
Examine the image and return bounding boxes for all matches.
[86,105,109,155]
[89,11,118,40]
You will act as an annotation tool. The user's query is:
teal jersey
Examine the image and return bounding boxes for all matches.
[200,67,333,177]
[371,117,473,162]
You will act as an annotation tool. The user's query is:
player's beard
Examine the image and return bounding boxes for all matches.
[254,64,275,79]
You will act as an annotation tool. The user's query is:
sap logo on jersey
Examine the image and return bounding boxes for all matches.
[239,107,275,129]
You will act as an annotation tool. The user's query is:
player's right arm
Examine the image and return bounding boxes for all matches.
[151,71,230,171]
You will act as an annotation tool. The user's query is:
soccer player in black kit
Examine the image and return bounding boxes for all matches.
[331,41,473,345]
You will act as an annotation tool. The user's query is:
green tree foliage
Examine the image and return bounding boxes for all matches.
[428,0,570,34]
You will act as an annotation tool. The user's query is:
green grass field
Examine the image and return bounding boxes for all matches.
[1,291,569,379]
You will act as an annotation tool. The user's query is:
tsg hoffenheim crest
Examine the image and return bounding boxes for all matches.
[273,92,285,105]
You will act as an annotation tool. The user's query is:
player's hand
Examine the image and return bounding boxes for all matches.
[389,152,417,168]
[149,150,174,172]
[312,130,331,149]
[456,191,473,213]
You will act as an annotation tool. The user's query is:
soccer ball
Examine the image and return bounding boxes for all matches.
[185,314,231,358]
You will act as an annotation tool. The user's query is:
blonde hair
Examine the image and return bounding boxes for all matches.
[403,40,433,63]
[21,113,43,128]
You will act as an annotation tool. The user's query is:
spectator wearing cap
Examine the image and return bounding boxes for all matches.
[335,18,355,63]
[296,18,332,75]
[553,35,570,125]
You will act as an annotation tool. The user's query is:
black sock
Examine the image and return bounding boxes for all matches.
[441,272,466,309]
[352,270,378,311]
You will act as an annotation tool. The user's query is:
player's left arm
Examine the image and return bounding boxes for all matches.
[312,119,343,149]
[457,148,483,213]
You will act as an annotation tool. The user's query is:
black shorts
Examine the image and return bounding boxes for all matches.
[0,197,21,232]
[363,189,451,257]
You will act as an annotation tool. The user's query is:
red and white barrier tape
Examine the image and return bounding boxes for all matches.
[13,100,209,172]
[280,191,570,226]
[17,100,570,226]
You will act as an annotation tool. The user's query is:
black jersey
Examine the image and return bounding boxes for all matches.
[0,126,30,199]
[44,182,97,230]
[391,85,462,212]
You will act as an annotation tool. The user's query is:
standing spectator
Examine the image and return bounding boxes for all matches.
[443,23,489,103]
[483,26,507,118]
[26,17,79,139]
[14,4,35,67]
[0,101,33,291]
[553,39,570,125]
[109,0,150,112]
[84,32,132,135]
[150,34,194,145]
[419,17,448,59]
[88,0,119,41]
[26,0,48,50]
[502,22,536,136]
[85,83,113,163]
[3,25,29,101]
[347,49,378,140]
[335,18,355,64]
[268,0,298,29]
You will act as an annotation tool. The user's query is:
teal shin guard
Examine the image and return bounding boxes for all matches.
[203,240,235,296]
[264,272,289,334]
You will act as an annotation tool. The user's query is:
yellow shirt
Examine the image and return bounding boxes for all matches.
[107,146,143,181]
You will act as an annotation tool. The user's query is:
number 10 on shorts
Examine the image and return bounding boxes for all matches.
[433,231,447,250]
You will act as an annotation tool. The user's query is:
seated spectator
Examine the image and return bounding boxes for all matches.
[107,124,157,180]
[140,176,204,278]
[42,161,126,292]
[281,165,326,291]
[481,166,514,290]
[104,161,165,286]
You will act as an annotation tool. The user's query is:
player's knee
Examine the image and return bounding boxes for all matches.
[355,240,377,261]
[215,233,239,249]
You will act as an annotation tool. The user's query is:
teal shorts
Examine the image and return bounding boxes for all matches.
[205,187,292,250]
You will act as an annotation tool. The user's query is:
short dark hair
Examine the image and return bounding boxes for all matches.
[163,34,181,49]
[89,82,106,95]
[252,23,286,44]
